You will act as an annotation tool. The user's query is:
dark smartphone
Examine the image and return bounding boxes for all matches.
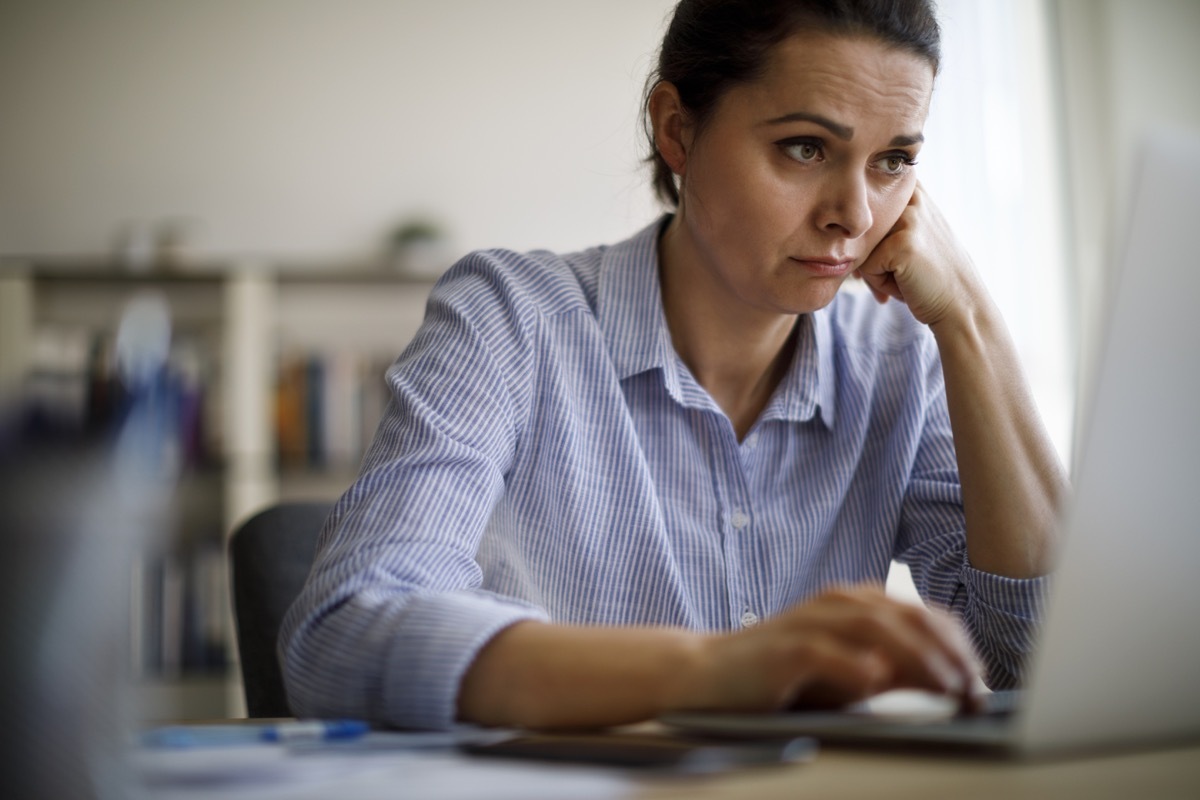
[461,732,816,773]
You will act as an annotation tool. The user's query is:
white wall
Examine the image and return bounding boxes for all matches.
[8,0,1195,460]
[1,0,1084,460]
[1054,0,1200,463]
[1104,0,1200,213]
[0,0,675,261]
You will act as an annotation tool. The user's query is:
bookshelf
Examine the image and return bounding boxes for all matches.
[0,259,436,719]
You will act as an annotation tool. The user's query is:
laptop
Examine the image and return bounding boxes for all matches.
[661,128,1200,758]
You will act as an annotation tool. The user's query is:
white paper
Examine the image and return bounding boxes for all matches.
[133,744,633,800]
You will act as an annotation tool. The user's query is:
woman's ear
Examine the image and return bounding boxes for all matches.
[649,82,690,179]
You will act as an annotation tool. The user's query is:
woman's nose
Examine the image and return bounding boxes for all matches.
[813,169,873,239]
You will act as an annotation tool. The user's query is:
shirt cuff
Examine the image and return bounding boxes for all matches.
[959,551,1052,689]
[959,551,1051,621]
[381,591,548,729]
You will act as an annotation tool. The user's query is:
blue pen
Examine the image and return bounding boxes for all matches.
[141,719,369,748]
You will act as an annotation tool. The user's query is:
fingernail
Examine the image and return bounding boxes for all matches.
[940,665,964,694]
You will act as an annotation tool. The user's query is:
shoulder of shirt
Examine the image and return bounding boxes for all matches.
[826,286,934,356]
[430,243,604,320]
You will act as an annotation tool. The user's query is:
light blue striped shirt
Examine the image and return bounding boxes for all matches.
[280,217,1047,729]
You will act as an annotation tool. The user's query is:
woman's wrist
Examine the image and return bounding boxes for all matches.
[659,630,720,714]
[927,273,997,346]
[459,621,724,728]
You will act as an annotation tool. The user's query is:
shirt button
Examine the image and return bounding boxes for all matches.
[741,611,759,628]
[744,433,759,449]
[730,509,750,529]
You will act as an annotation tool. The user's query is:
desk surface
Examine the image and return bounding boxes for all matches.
[138,720,1200,799]
[636,741,1200,800]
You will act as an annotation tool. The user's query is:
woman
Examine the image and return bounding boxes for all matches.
[280,0,1067,731]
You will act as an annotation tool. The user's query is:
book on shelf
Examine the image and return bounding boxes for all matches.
[131,541,228,679]
[22,324,216,467]
[275,350,395,473]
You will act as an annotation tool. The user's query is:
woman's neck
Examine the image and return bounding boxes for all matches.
[658,217,798,440]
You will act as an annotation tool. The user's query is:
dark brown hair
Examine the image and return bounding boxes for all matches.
[644,0,942,206]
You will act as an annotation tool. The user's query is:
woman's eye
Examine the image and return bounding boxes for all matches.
[783,141,822,163]
[878,154,916,175]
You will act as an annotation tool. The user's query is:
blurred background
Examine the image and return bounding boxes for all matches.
[1,0,1197,723]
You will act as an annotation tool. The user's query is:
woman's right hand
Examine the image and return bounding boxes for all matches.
[686,585,982,713]
[458,584,981,729]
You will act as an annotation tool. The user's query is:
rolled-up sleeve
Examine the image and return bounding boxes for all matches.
[897,524,1049,689]
[278,252,549,730]
[956,554,1050,688]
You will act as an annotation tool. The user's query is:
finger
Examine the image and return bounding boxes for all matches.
[885,605,980,700]
[925,606,980,672]
[922,605,985,712]
[788,636,891,709]
[820,592,973,698]
[856,194,917,303]
[856,253,906,304]
[861,270,902,304]
[862,276,891,305]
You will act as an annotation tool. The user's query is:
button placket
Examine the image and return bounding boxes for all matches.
[713,413,758,636]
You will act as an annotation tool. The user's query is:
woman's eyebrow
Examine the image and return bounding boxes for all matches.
[889,132,925,147]
[764,111,853,139]
[763,111,924,147]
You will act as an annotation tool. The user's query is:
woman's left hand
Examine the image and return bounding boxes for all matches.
[857,182,1068,582]
[854,181,981,328]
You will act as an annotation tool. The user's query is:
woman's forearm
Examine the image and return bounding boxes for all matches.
[457,586,987,729]
[456,620,710,729]
[931,293,1069,578]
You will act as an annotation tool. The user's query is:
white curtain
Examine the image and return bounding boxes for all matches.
[921,0,1074,463]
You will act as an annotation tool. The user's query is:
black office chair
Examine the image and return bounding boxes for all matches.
[228,501,332,717]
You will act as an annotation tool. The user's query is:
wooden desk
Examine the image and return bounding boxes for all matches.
[636,742,1200,800]
[144,719,1200,798]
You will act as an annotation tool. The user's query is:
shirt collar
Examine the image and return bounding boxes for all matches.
[597,215,836,429]
[760,309,838,429]
[597,216,679,387]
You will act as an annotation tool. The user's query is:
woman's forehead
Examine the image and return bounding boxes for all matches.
[734,32,935,132]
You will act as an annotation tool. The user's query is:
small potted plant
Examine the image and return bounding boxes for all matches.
[387,218,449,278]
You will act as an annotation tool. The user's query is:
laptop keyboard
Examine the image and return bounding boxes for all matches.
[978,689,1022,718]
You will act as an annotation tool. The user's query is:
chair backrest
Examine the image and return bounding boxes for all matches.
[228,501,332,717]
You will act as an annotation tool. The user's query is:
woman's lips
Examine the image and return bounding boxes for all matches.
[790,257,856,277]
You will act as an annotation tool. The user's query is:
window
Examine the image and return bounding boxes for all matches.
[921,0,1074,463]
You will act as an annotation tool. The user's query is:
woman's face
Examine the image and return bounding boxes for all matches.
[671,32,935,316]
